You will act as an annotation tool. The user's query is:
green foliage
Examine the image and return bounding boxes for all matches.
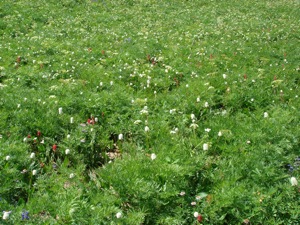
[0,0,300,224]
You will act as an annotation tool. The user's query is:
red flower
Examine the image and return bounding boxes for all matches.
[37,130,41,137]
[27,134,31,138]
[243,74,247,80]
[87,118,95,125]
[52,144,57,152]
[197,215,203,222]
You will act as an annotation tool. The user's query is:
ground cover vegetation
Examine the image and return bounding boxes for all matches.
[0,0,300,224]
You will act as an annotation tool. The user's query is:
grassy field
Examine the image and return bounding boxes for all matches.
[0,0,300,224]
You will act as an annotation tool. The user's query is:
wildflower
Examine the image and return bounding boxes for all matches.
[196,195,202,201]
[69,173,75,179]
[243,219,250,224]
[170,109,176,114]
[191,114,196,120]
[290,177,298,186]
[21,211,29,220]
[193,212,199,217]
[150,153,156,160]
[58,107,63,114]
[246,140,251,144]
[99,82,103,86]
[145,126,150,132]
[218,131,222,137]
[70,117,74,123]
[2,211,11,220]
[179,191,186,196]
[203,143,209,151]
[196,97,200,102]
[52,144,57,152]
[32,170,37,176]
[223,74,227,79]
[37,130,41,137]
[21,169,28,174]
[190,123,198,129]
[140,106,148,115]
[204,102,209,107]
[263,112,268,118]
[191,202,196,206]
[197,214,203,222]
[30,153,35,159]
[67,134,71,139]
[40,139,44,144]
[5,155,10,161]
[116,212,122,218]
[118,133,123,140]
[110,81,113,85]
[65,149,70,155]
[134,120,142,124]
[204,128,211,132]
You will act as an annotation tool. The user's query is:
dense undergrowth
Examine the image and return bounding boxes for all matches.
[0,0,300,224]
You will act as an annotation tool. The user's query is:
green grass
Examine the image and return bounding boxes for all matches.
[0,0,300,224]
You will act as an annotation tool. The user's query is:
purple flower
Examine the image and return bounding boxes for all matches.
[21,210,29,220]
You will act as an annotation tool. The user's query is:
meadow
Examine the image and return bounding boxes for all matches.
[0,0,300,224]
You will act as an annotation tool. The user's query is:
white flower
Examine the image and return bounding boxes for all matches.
[191,202,196,206]
[134,120,142,124]
[191,114,196,120]
[65,149,70,155]
[190,123,198,129]
[2,211,11,220]
[205,128,211,132]
[5,155,10,161]
[30,153,35,159]
[145,126,150,132]
[222,74,227,79]
[263,112,268,118]
[118,133,123,140]
[193,212,199,217]
[70,117,74,123]
[67,134,71,139]
[218,131,222,137]
[140,108,148,115]
[58,107,63,114]
[204,102,209,108]
[69,173,75,179]
[179,191,186,196]
[196,97,200,102]
[290,177,298,186]
[32,170,37,176]
[150,153,157,160]
[170,127,179,134]
[170,109,176,114]
[99,82,103,86]
[116,212,122,218]
[203,143,209,151]
[110,81,113,85]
